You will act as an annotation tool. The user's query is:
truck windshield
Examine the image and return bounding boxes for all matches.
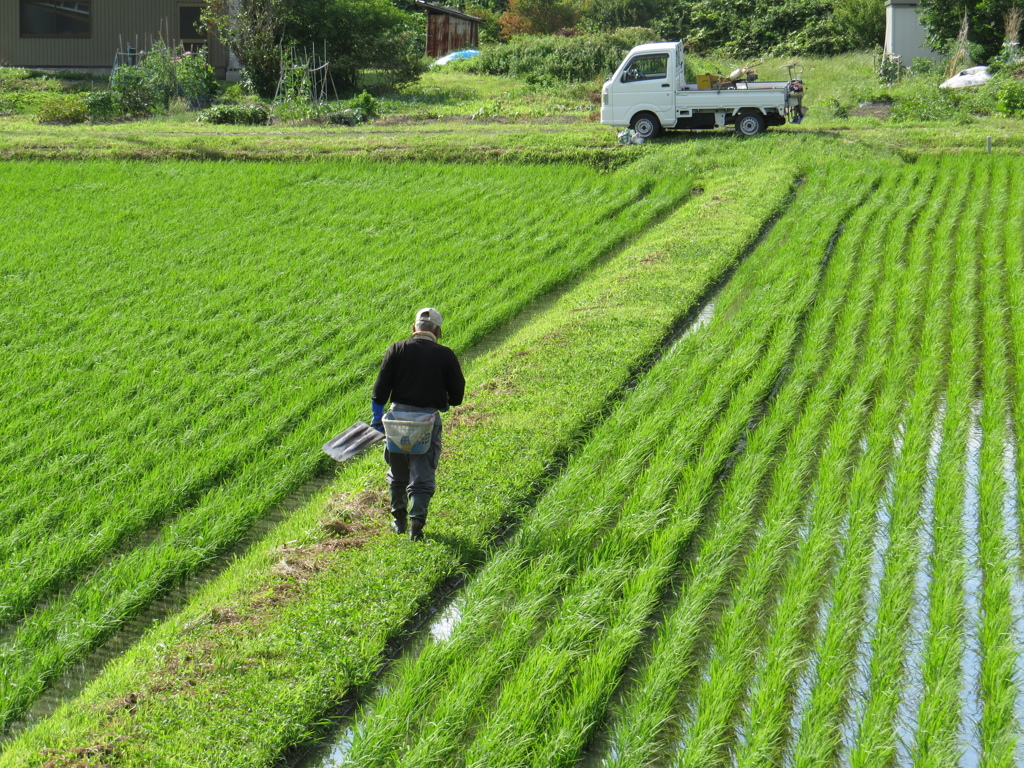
[621,54,668,83]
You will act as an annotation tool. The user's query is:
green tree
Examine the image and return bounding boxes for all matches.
[651,0,749,53]
[203,0,424,98]
[203,0,283,98]
[651,0,843,57]
[918,0,1020,60]
[465,2,504,43]
[832,0,885,50]
[499,0,579,36]
[571,0,664,31]
[744,0,843,56]
[284,0,425,92]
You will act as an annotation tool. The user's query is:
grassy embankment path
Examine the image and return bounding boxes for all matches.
[0,144,827,766]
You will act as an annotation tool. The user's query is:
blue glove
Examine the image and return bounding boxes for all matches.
[370,400,385,432]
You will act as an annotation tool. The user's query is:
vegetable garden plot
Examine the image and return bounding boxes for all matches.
[0,158,697,732]
[329,156,1024,768]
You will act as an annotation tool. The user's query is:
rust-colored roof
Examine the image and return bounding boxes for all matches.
[414,0,482,23]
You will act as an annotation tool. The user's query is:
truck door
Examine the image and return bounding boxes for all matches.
[617,53,673,127]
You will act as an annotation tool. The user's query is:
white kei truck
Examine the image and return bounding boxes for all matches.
[600,42,806,139]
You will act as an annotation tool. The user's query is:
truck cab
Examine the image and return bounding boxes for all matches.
[601,42,806,138]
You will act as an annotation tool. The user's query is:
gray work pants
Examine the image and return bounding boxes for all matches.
[386,419,442,519]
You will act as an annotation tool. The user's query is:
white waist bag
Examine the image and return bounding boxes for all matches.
[382,409,439,454]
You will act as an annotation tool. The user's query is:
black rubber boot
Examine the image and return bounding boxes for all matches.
[390,485,408,534]
[391,509,407,535]
[408,493,431,541]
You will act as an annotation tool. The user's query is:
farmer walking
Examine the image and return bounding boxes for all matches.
[370,307,465,541]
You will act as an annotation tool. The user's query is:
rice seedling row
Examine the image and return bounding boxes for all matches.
[1008,165,1024,559]
[461,269,819,768]
[594,163,900,768]
[783,158,969,768]
[974,159,1019,768]
[0,159,700,730]
[1006,163,1024,745]
[912,159,984,768]
[679,158,934,768]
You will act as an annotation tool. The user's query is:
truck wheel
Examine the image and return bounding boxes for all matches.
[735,112,766,137]
[630,112,662,139]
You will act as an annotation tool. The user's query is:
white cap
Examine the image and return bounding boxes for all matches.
[415,307,443,327]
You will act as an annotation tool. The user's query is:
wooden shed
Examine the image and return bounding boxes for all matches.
[415,0,481,59]
[0,1,230,77]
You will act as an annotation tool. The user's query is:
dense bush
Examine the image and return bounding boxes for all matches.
[888,79,1000,121]
[197,103,271,124]
[203,0,425,98]
[323,107,367,124]
[218,83,251,104]
[499,0,578,37]
[0,71,60,95]
[918,0,1018,61]
[141,41,179,110]
[35,93,89,124]
[988,41,1024,74]
[467,28,656,83]
[572,0,665,33]
[0,68,33,84]
[0,71,59,115]
[464,2,503,43]
[349,89,380,117]
[84,90,121,121]
[110,42,218,114]
[996,77,1024,114]
[176,50,219,108]
[110,63,162,115]
[651,0,857,57]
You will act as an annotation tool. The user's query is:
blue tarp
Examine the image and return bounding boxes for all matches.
[431,49,480,67]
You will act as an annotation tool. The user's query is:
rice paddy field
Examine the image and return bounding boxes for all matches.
[3,73,1024,766]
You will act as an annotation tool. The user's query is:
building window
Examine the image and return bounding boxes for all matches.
[179,4,207,51]
[20,0,91,38]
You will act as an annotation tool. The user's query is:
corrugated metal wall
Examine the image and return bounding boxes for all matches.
[0,2,228,75]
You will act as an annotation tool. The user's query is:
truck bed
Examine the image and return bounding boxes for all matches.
[673,83,790,112]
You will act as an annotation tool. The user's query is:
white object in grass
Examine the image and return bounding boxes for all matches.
[939,65,991,88]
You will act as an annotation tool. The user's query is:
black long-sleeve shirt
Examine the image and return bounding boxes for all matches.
[371,333,465,411]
